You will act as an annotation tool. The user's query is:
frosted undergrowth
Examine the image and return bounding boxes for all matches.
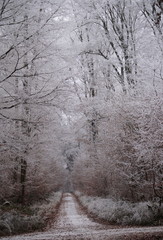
[76,192,163,226]
[32,191,62,218]
[0,191,62,237]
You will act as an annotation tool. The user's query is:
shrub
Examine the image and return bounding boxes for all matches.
[0,191,62,237]
[76,192,163,226]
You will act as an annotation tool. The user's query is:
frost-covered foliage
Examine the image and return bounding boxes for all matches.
[32,191,62,221]
[0,0,67,204]
[72,95,163,202]
[76,192,163,226]
[0,212,43,237]
[0,0,163,217]
[70,0,163,205]
[0,191,62,237]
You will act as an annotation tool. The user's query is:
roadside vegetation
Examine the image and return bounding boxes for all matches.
[76,192,163,226]
[0,192,62,237]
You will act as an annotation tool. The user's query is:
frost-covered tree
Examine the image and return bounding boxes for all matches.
[0,0,68,204]
[70,0,163,205]
[0,0,162,207]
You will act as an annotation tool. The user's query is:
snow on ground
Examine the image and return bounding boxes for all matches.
[0,193,163,240]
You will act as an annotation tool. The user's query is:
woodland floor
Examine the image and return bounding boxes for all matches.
[0,193,163,240]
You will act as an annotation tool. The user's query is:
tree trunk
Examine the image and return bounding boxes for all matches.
[20,158,27,204]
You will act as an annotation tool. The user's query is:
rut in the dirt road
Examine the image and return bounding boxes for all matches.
[51,193,103,230]
[0,193,163,240]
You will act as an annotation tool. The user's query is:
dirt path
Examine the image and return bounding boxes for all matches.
[1,193,163,240]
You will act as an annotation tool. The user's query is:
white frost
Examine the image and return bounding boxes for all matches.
[0,193,163,240]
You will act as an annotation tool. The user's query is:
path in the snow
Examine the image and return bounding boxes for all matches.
[1,193,163,240]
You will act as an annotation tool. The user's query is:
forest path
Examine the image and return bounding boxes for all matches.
[1,193,163,240]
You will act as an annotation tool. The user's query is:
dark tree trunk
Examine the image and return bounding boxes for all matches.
[20,158,27,204]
